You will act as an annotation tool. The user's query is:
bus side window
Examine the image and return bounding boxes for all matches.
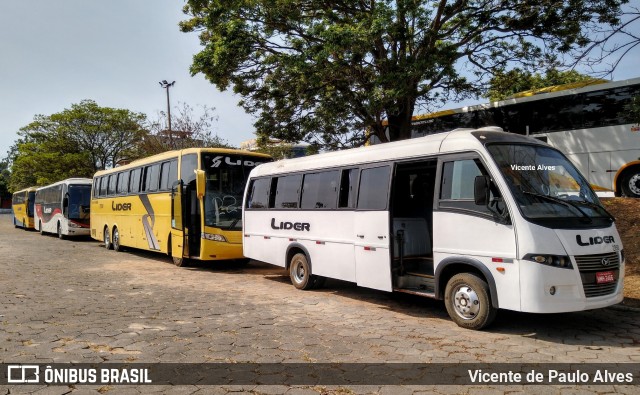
[338,168,358,208]
[117,171,129,195]
[160,161,171,191]
[129,168,141,194]
[144,163,160,192]
[99,176,108,197]
[181,154,198,184]
[357,166,390,210]
[107,175,117,196]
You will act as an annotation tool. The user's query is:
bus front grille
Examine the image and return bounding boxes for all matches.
[574,252,620,298]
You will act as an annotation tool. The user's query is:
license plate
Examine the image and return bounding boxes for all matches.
[596,271,615,284]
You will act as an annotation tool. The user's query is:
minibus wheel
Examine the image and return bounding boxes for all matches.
[57,222,65,240]
[103,227,112,250]
[289,253,315,290]
[112,227,122,252]
[444,273,497,330]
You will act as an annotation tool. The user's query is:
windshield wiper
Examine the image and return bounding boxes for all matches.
[572,200,615,221]
[522,191,592,223]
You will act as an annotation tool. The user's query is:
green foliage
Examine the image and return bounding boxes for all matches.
[486,69,597,101]
[0,158,11,200]
[9,100,147,191]
[181,0,626,149]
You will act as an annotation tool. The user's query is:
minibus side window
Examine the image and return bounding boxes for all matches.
[338,168,358,208]
[247,178,271,209]
[273,174,302,209]
[357,166,390,210]
[439,159,492,214]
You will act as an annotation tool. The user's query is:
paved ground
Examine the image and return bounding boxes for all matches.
[0,215,639,394]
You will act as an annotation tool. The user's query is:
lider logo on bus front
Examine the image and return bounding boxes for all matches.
[271,218,310,231]
[576,235,615,246]
[211,156,262,168]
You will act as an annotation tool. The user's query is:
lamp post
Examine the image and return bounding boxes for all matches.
[158,80,175,133]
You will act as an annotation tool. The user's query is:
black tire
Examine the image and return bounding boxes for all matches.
[620,168,640,198]
[57,222,65,240]
[444,273,497,330]
[22,218,26,229]
[112,227,123,252]
[311,275,326,289]
[14,217,18,228]
[173,256,189,267]
[39,221,44,235]
[103,227,112,250]
[289,253,316,290]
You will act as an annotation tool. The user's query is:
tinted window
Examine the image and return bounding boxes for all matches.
[357,166,390,210]
[273,175,302,209]
[338,168,358,208]
[247,178,271,209]
[129,168,141,193]
[301,171,339,209]
[107,175,117,195]
[99,176,108,196]
[144,164,160,192]
[117,171,129,194]
[181,154,198,184]
[160,160,177,191]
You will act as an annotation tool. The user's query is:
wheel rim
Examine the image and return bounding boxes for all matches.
[628,174,640,196]
[452,283,481,320]
[291,259,306,284]
[104,228,110,247]
[113,229,119,249]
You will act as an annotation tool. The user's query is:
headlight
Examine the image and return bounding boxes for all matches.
[202,233,227,242]
[523,254,573,269]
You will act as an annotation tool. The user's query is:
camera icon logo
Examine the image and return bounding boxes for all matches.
[7,365,40,383]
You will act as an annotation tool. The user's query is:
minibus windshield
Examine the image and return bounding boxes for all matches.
[202,154,270,230]
[487,144,613,225]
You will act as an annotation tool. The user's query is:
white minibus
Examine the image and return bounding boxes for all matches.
[243,129,624,329]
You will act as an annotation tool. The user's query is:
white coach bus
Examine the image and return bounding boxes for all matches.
[35,178,92,239]
[243,129,624,329]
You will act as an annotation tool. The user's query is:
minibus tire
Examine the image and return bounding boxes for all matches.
[104,227,112,250]
[57,222,65,240]
[112,227,122,252]
[289,253,315,290]
[444,273,497,330]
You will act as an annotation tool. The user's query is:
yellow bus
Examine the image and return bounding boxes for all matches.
[91,148,271,266]
[12,187,37,229]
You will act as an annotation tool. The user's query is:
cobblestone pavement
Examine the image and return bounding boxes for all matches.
[1,216,639,394]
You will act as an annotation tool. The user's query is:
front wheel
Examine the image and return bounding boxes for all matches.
[103,227,112,250]
[444,273,497,330]
[173,256,189,267]
[620,168,640,198]
[39,221,44,235]
[289,253,316,290]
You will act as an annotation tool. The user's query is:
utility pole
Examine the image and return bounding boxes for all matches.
[159,80,176,145]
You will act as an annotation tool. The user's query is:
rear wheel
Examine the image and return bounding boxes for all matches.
[620,168,640,198]
[103,227,112,250]
[112,227,122,252]
[289,253,316,290]
[57,222,65,240]
[444,273,497,330]
[39,221,44,235]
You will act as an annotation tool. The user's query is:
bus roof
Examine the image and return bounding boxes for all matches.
[12,186,37,195]
[35,178,92,191]
[250,128,543,177]
[93,147,271,178]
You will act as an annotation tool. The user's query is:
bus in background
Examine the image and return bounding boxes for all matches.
[12,187,36,229]
[376,77,640,197]
[243,128,624,330]
[91,148,270,266]
[34,178,92,239]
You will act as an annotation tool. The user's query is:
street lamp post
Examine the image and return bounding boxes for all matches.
[158,80,176,133]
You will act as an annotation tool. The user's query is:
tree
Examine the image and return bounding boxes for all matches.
[142,102,233,155]
[485,69,597,102]
[0,158,11,206]
[181,0,626,149]
[9,100,147,190]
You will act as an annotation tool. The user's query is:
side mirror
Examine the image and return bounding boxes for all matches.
[195,170,206,199]
[474,175,491,206]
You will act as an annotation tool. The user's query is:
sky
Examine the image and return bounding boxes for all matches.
[1,1,639,160]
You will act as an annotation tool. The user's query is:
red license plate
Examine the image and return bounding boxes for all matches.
[596,271,615,284]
